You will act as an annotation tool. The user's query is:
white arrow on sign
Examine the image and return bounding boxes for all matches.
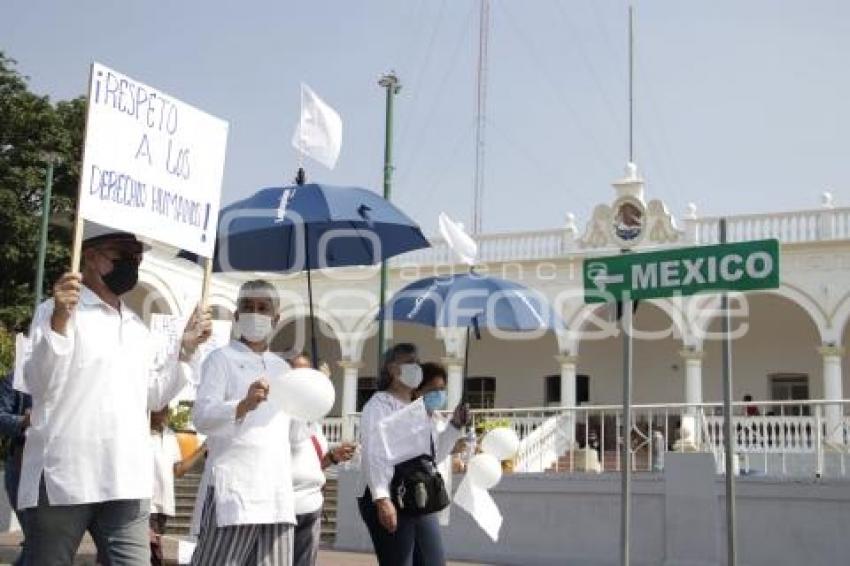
[587,262,624,292]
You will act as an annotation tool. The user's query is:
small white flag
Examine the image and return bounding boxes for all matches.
[453,475,503,542]
[439,212,478,266]
[291,83,343,170]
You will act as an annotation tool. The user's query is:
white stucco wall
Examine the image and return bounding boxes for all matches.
[128,237,850,410]
[334,466,850,566]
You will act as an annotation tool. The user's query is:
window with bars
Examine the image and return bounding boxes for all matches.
[544,374,590,406]
[357,377,377,412]
[465,377,496,409]
[769,373,810,416]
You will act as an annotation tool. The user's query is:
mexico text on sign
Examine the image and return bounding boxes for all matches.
[583,239,780,303]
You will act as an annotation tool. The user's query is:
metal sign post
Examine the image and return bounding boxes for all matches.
[582,236,777,566]
[620,298,633,566]
[720,218,738,566]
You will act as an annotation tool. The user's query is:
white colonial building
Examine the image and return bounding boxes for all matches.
[127,164,850,478]
[118,164,850,564]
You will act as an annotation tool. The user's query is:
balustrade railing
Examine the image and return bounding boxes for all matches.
[324,399,849,478]
[686,207,850,245]
[392,228,568,267]
[388,207,850,270]
[322,417,344,446]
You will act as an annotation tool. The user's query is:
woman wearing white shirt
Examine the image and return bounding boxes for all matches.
[357,344,469,566]
[190,280,296,566]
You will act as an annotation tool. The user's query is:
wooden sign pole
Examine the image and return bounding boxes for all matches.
[69,64,95,274]
[200,256,214,310]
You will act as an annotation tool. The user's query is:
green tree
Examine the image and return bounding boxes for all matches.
[0,51,86,331]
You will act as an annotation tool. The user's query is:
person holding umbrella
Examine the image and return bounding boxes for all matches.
[357,343,469,566]
[181,181,430,369]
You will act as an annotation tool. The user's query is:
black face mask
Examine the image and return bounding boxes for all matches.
[102,258,139,296]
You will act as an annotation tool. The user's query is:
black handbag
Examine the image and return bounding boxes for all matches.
[389,437,450,516]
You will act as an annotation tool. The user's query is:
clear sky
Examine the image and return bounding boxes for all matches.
[2,0,848,235]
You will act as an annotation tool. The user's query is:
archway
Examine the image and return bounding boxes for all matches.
[700,292,822,403]
[124,281,175,324]
[574,300,686,405]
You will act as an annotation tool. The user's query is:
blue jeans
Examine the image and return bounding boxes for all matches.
[26,478,150,566]
[357,492,446,566]
[4,453,28,566]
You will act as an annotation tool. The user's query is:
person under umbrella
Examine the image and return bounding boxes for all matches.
[182,180,429,368]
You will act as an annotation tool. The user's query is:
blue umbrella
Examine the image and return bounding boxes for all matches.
[207,184,428,272]
[378,272,564,394]
[185,183,430,365]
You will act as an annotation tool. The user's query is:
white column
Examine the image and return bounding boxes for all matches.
[679,348,704,447]
[338,360,363,441]
[555,354,578,408]
[679,348,704,412]
[555,354,578,448]
[442,356,465,410]
[818,345,844,444]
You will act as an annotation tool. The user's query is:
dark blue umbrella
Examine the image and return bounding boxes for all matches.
[207,184,429,272]
[184,183,430,365]
[378,272,564,393]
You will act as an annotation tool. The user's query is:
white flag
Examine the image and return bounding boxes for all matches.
[453,475,503,541]
[439,212,478,266]
[291,83,343,170]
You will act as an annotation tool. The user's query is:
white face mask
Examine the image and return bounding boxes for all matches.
[238,313,273,343]
[397,363,423,389]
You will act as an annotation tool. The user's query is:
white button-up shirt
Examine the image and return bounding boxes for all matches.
[358,391,462,501]
[19,286,189,509]
[150,428,182,516]
[191,341,296,531]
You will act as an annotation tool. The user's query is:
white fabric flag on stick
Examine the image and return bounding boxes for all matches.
[291,83,343,170]
[439,212,478,266]
[453,474,503,542]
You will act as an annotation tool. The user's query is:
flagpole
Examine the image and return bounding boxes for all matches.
[297,84,305,173]
[377,72,401,371]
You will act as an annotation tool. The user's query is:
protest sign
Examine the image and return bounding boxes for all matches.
[74,63,229,264]
[150,313,232,402]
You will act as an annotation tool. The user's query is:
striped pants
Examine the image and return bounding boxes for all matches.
[191,489,294,566]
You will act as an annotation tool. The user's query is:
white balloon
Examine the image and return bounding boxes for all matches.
[467,453,502,489]
[480,427,520,461]
[267,367,335,421]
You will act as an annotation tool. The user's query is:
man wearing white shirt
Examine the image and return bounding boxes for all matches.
[21,228,211,566]
[191,280,296,566]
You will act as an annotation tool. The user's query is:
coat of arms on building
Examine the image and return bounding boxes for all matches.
[578,163,682,249]
[612,196,644,246]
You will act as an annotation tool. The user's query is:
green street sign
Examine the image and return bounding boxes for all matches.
[583,239,780,303]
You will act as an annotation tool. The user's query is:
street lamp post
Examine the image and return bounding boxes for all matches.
[34,153,61,309]
[376,72,401,371]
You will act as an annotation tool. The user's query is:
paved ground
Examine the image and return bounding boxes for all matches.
[0,532,490,565]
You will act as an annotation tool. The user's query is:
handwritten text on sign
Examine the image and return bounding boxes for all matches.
[78,63,229,257]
